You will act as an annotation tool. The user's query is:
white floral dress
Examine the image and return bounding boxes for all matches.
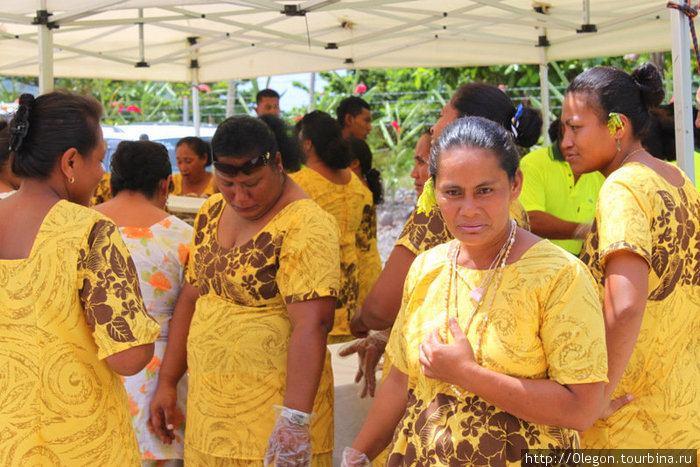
[120,216,193,462]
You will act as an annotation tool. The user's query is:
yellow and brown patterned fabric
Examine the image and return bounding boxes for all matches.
[184,194,340,464]
[171,172,217,197]
[386,240,607,467]
[90,171,112,206]
[290,168,381,342]
[579,162,700,450]
[0,200,160,466]
[395,201,530,257]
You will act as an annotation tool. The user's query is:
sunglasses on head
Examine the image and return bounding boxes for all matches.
[214,152,271,177]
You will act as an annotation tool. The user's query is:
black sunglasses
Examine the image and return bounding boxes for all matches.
[213,152,271,177]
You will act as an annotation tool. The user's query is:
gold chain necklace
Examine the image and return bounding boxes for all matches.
[619,146,645,168]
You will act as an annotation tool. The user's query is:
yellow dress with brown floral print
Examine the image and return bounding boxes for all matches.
[184,194,340,466]
[386,240,608,467]
[290,168,381,342]
[90,172,112,206]
[579,162,700,451]
[171,172,217,197]
[0,200,161,467]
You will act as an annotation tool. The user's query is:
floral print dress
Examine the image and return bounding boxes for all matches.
[120,216,193,462]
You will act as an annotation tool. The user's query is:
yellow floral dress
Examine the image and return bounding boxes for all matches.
[0,200,161,466]
[386,240,608,467]
[579,163,700,450]
[290,168,381,342]
[90,172,112,206]
[184,194,340,466]
[120,216,193,462]
[171,172,217,197]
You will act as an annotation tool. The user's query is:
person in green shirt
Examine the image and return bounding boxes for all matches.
[519,120,605,255]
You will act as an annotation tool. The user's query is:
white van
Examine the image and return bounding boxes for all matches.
[101,123,217,173]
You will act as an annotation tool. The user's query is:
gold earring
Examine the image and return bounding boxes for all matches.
[68,176,75,184]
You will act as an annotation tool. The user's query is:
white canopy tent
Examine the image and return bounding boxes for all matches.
[0,0,695,181]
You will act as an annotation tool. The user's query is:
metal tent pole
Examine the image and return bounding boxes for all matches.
[189,36,201,137]
[37,0,54,93]
[670,7,695,183]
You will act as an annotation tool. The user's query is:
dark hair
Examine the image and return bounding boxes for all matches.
[256,89,280,104]
[336,96,370,128]
[212,115,278,163]
[642,102,700,160]
[349,136,383,204]
[259,113,303,172]
[9,91,102,179]
[0,119,12,172]
[547,118,562,143]
[298,110,351,170]
[110,141,171,198]
[566,63,664,139]
[430,116,520,182]
[176,136,212,166]
[450,83,542,148]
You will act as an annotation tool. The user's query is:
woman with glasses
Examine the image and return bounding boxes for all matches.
[149,115,341,466]
[291,110,381,344]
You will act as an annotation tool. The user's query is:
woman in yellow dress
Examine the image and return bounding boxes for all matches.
[561,63,700,449]
[149,115,341,466]
[291,110,381,343]
[342,116,608,466]
[172,136,217,197]
[0,91,160,466]
[344,84,539,399]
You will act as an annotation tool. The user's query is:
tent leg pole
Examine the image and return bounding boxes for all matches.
[226,80,236,118]
[670,6,695,184]
[189,36,201,137]
[37,0,54,93]
[539,48,551,145]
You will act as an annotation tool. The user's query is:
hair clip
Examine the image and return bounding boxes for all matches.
[607,112,624,137]
[416,177,437,214]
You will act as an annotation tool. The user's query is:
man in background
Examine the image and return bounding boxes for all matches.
[337,96,372,140]
[255,89,281,116]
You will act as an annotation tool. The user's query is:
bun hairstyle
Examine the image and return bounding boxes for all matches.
[451,82,542,148]
[110,140,171,198]
[9,92,102,179]
[348,136,383,204]
[297,110,351,170]
[259,113,303,173]
[566,62,664,139]
[430,116,520,182]
[176,136,212,166]
[212,115,278,163]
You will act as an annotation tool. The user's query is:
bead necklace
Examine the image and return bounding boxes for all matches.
[442,220,516,394]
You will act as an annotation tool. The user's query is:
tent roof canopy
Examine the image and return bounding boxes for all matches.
[0,1,671,82]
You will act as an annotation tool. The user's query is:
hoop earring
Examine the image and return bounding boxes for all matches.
[616,139,621,152]
[68,176,75,184]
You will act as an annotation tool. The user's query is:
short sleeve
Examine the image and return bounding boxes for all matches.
[394,208,451,256]
[519,154,547,213]
[78,219,160,359]
[278,207,341,304]
[185,195,222,287]
[596,178,653,269]
[540,259,608,384]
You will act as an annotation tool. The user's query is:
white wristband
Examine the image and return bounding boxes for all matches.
[276,405,313,425]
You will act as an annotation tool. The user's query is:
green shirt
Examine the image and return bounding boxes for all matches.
[519,145,605,255]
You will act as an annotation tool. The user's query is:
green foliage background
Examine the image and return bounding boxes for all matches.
[0,52,682,194]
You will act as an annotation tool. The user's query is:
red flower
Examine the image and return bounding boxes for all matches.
[125,105,142,113]
[354,83,367,94]
[498,84,506,90]
[118,104,124,114]
[391,120,400,133]
[198,83,211,93]
[293,115,303,122]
